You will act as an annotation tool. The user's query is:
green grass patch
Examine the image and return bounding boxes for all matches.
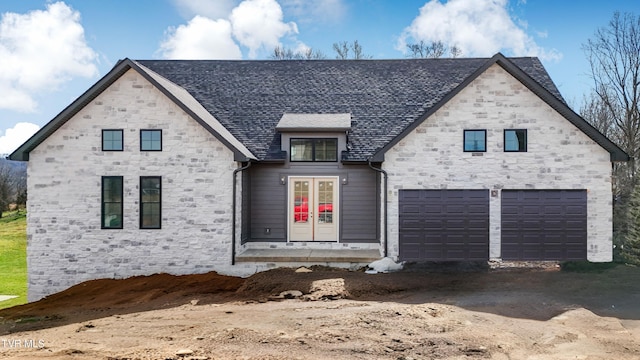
[0,210,27,309]
[560,260,620,273]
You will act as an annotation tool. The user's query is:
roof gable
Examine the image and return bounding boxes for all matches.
[9,59,255,162]
[370,53,629,162]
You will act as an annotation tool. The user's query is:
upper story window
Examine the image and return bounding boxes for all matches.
[102,129,123,151]
[101,176,123,229]
[504,129,527,152]
[463,130,486,152]
[290,138,338,162]
[140,129,162,151]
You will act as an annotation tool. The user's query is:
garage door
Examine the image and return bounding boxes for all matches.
[501,190,587,261]
[399,190,489,261]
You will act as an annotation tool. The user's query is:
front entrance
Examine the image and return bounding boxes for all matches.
[289,177,339,241]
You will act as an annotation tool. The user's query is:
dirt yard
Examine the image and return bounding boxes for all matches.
[1,262,639,360]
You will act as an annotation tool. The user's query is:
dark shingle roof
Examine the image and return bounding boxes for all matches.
[136,56,565,161]
[11,54,628,163]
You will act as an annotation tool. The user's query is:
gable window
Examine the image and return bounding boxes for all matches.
[463,130,486,152]
[140,176,161,229]
[504,129,527,152]
[140,129,162,151]
[102,176,123,229]
[290,138,338,162]
[102,129,123,151]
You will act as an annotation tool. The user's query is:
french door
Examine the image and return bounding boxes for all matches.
[288,177,338,241]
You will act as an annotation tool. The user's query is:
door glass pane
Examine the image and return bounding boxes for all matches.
[317,181,333,224]
[293,180,309,222]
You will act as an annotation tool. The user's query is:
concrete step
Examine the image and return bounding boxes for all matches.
[235,249,381,263]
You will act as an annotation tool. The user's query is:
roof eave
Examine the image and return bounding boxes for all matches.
[277,127,351,132]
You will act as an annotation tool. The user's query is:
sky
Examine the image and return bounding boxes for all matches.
[0,0,639,156]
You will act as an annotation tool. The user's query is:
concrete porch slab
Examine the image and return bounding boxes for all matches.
[235,249,381,263]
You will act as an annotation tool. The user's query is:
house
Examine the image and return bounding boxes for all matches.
[10,53,629,301]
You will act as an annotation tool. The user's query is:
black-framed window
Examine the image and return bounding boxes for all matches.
[504,129,527,152]
[290,138,337,162]
[102,176,123,229]
[140,129,162,151]
[464,130,487,152]
[102,129,123,151]
[140,176,161,229]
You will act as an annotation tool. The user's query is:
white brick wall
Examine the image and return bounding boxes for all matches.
[383,64,613,262]
[26,69,249,301]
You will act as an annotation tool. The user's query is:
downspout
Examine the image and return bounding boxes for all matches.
[232,161,252,265]
[368,159,388,258]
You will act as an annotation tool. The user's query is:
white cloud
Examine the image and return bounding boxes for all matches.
[0,2,98,112]
[172,0,239,20]
[162,0,297,59]
[282,0,347,24]
[230,0,297,58]
[0,122,40,155]
[397,0,561,61]
[158,16,242,59]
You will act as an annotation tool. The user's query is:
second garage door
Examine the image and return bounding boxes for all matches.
[501,190,587,261]
[399,190,489,261]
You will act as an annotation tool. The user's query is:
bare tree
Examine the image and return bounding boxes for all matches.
[583,12,640,178]
[581,91,619,139]
[450,45,462,58]
[407,40,463,58]
[332,40,371,60]
[270,46,326,60]
[582,12,640,262]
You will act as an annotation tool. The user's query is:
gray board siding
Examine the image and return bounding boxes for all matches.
[245,163,379,243]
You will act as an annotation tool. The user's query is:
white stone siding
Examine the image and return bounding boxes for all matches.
[26,69,248,301]
[383,64,613,262]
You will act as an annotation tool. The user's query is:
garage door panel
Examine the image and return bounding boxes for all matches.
[401,204,421,214]
[543,221,564,231]
[544,206,563,215]
[445,219,466,230]
[399,189,489,261]
[501,190,587,261]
